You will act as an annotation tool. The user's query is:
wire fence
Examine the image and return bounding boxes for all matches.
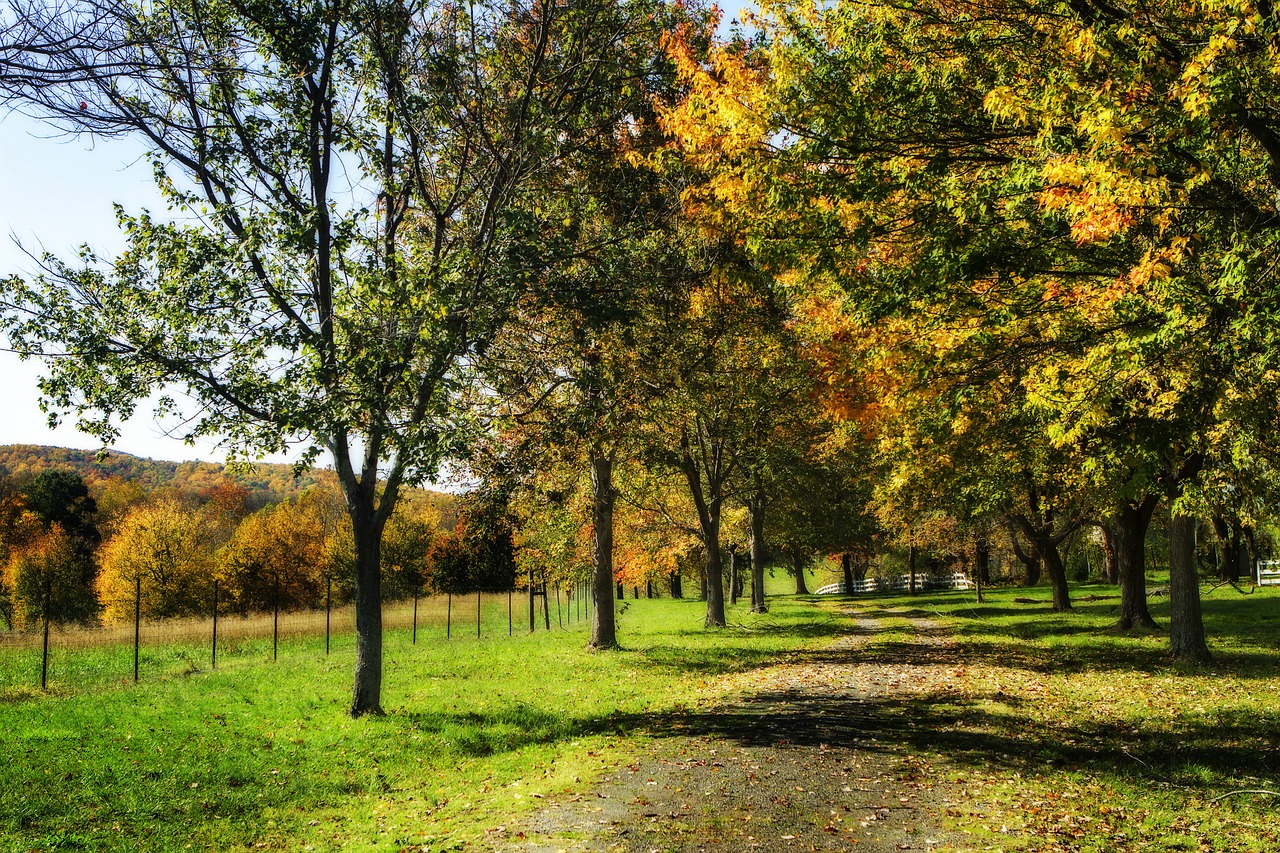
[0,581,602,694]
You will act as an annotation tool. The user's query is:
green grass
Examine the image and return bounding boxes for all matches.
[0,591,838,852]
[6,573,1279,852]
[848,577,1280,852]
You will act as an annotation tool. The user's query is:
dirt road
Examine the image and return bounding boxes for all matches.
[511,609,976,853]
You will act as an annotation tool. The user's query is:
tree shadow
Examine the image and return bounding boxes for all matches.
[622,688,1280,788]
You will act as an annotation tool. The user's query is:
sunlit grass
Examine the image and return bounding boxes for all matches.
[851,578,1280,852]
[0,589,836,852]
[0,590,587,694]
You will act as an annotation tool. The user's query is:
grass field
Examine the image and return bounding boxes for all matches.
[0,590,573,695]
[2,573,1278,852]
[0,582,839,853]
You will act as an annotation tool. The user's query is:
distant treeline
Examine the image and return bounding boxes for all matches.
[0,447,516,631]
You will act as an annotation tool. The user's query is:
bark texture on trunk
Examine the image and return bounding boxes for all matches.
[1169,511,1210,662]
[975,540,990,586]
[1042,546,1072,612]
[732,545,742,604]
[1113,496,1159,630]
[790,544,808,597]
[748,496,768,611]
[670,570,683,599]
[704,533,726,626]
[841,552,854,594]
[589,452,618,650]
[348,505,384,717]
[908,546,917,594]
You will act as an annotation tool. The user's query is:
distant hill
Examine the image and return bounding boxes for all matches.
[0,444,321,506]
[0,444,459,524]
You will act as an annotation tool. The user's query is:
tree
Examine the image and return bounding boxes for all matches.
[96,500,220,620]
[7,525,95,628]
[218,486,350,613]
[3,470,102,625]
[2,0,667,714]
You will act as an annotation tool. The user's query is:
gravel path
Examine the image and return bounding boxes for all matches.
[502,608,972,853]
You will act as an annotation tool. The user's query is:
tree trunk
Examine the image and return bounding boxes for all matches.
[749,497,768,611]
[1213,516,1245,582]
[1098,523,1119,584]
[1011,517,1074,613]
[348,502,384,717]
[529,568,536,633]
[732,545,742,604]
[670,570,683,599]
[1040,544,1073,612]
[1169,510,1210,662]
[1023,554,1041,586]
[908,545,917,594]
[646,580,653,599]
[1239,530,1253,581]
[699,561,707,601]
[975,539,990,586]
[589,451,617,649]
[1008,522,1041,586]
[704,512,726,626]
[790,544,809,597]
[1113,497,1159,630]
[841,552,854,594]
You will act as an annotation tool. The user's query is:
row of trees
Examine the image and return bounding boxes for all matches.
[6,0,1280,713]
[651,0,1280,663]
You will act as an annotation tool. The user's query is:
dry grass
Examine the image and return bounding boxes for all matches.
[0,590,582,652]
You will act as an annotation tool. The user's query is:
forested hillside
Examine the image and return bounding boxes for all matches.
[0,444,319,507]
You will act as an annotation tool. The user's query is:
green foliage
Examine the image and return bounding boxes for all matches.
[9,525,99,627]
[426,489,517,594]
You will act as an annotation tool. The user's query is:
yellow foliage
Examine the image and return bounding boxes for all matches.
[96,500,219,622]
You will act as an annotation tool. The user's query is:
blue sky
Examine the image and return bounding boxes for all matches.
[0,111,212,460]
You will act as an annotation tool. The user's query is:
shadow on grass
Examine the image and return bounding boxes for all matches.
[624,687,1280,790]
[387,595,1280,769]
[602,625,1280,793]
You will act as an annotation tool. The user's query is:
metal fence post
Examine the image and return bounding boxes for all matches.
[273,574,279,662]
[212,579,218,669]
[133,576,141,683]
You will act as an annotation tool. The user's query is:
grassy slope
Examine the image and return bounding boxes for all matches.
[0,587,839,853]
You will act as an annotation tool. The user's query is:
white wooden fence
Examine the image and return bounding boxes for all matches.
[1257,561,1280,586]
[814,571,974,595]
